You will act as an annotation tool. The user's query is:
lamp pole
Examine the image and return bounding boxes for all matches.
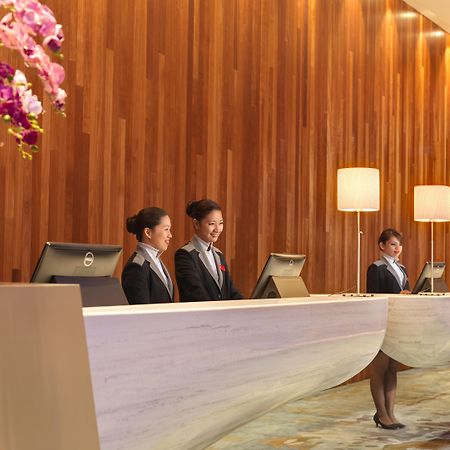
[337,167,380,296]
[430,221,434,293]
[357,211,361,295]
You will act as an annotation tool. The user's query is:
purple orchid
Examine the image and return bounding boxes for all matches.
[0,0,65,158]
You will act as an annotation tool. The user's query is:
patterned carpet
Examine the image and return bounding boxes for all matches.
[207,366,450,449]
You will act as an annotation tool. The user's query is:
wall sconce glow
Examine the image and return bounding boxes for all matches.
[398,11,418,19]
[429,30,446,38]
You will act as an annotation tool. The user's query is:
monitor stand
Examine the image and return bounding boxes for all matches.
[51,276,129,307]
[417,278,448,295]
[261,276,310,298]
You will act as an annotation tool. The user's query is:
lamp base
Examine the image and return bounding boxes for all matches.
[418,292,447,296]
[342,293,375,298]
[417,278,448,294]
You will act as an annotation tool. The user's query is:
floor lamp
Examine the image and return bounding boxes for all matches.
[337,168,380,295]
[414,185,450,294]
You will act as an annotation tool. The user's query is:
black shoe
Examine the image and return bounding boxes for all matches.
[393,422,405,429]
[373,413,398,430]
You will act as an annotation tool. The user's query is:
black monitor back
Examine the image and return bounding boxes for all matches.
[52,276,128,307]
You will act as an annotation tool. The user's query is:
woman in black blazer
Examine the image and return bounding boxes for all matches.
[367,228,410,430]
[175,199,243,301]
[122,207,174,304]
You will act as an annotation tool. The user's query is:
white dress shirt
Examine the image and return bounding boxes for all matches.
[383,253,405,287]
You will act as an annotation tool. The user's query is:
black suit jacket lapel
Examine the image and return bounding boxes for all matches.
[381,256,403,290]
[191,238,221,289]
[399,265,409,290]
[212,249,224,288]
[137,248,173,299]
[160,261,174,299]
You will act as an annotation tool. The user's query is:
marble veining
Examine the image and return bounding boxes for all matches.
[83,297,387,450]
[381,294,450,367]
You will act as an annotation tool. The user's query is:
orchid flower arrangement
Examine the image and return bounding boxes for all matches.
[0,0,65,158]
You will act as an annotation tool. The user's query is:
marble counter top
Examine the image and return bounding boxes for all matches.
[83,296,387,450]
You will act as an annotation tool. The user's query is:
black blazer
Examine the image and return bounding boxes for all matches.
[367,256,410,294]
[174,239,243,301]
[122,248,174,304]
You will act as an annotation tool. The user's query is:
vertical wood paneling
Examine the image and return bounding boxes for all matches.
[0,0,449,308]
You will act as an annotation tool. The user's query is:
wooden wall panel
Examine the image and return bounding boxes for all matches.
[0,0,449,310]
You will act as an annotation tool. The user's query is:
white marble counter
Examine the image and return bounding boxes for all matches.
[83,296,387,450]
[381,294,450,367]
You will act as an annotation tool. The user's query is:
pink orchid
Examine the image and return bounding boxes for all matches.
[0,0,65,158]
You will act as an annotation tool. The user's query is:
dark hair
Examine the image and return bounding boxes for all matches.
[378,228,403,245]
[186,199,221,221]
[126,207,168,241]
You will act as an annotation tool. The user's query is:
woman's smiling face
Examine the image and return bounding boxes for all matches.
[380,236,402,259]
[194,210,224,243]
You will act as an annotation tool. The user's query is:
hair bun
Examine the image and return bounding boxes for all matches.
[186,200,198,218]
[126,215,138,234]
[186,198,221,221]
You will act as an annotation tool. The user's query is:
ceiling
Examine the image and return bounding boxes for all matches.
[402,0,450,33]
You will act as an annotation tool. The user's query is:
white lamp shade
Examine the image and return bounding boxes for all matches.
[414,185,450,222]
[337,167,380,212]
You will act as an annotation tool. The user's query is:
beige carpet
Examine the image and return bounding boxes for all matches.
[208,366,450,449]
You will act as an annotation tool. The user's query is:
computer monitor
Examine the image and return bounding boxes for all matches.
[412,261,447,294]
[251,253,307,299]
[31,242,128,306]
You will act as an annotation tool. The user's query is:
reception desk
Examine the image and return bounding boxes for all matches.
[83,296,387,450]
[381,294,450,367]
[8,288,448,450]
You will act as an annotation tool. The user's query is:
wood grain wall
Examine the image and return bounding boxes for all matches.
[1,0,450,305]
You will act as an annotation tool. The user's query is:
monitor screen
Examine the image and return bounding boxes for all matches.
[251,253,306,299]
[31,242,123,283]
[412,261,446,294]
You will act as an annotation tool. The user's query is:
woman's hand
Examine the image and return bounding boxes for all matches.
[400,289,411,294]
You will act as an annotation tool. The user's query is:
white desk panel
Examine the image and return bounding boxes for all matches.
[83,296,387,450]
[381,294,450,367]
